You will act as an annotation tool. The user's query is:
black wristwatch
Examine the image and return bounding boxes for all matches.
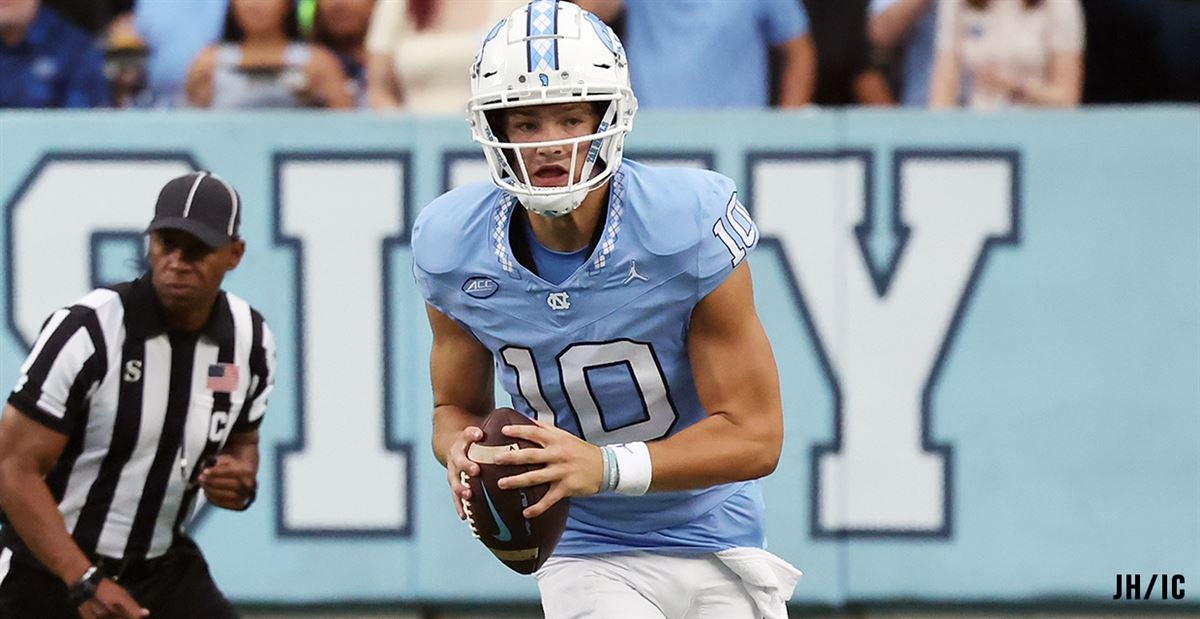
[68,565,104,605]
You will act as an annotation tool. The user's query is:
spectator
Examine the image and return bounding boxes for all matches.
[312,0,375,107]
[365,0,523,113]
[804,0,894,106]
[103,11,151,108]
[869,0,938,106]
[0,0,110,108]
[929,0,1085,109]
[577,0,815,108]
[186,0,352,109]
[132,0,229,107]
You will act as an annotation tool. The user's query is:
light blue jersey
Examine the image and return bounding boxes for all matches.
[413,160,764,555]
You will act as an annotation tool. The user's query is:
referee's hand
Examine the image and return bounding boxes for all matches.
[197,454,257,510]
[78,578,149,618]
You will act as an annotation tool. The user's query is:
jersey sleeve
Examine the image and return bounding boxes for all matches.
[697,179,760,300]
[8,306,107,435]
[233,313,276,433]
[64,40,111,108]
[412,260,452,316]
[410,188,479,317]
[762,0,809,45]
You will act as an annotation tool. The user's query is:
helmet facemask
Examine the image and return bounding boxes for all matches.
[472,97,627,217]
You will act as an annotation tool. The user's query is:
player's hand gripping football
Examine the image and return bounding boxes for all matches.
[198,455,257,510]
[492,419,604,519]
[446,425,484,519]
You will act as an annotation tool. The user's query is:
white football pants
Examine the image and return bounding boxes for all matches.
[535,548,801,619]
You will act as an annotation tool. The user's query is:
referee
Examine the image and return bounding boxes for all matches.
[0,171,276,618]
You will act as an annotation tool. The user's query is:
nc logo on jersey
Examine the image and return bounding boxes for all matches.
[547,291,570,311]
[462,276,499,299]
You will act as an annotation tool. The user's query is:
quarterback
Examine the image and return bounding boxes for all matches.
[412,2,801,617]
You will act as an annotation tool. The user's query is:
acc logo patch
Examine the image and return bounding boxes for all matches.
[463,276,500,299]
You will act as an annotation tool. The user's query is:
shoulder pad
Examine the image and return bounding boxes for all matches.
[620,162,737,257]
[412,182,502,274]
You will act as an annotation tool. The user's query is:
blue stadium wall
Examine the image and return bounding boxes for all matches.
[1,108,1197,606]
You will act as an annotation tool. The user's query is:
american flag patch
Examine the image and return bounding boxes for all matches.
[207,363,239,393]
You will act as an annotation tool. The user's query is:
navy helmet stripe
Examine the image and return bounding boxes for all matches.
[550,0,559,70]
[526,2,534,72]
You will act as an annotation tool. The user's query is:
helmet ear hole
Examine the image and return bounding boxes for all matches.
[590,101,608,130]
[484,110,508,142]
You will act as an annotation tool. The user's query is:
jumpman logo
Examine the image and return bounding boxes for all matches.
[622,260,649,285]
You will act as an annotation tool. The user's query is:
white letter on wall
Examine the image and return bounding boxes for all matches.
[752,152,1016,534]
[277,157,410,533]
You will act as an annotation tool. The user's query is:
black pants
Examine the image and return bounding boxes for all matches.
[0,536,238,619]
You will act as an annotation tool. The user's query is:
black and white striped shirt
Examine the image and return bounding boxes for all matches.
[5,274,275,561]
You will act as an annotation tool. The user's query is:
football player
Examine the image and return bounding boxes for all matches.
[412,2,801,617]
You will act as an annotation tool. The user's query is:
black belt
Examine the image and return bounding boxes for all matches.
[91,550,174,583]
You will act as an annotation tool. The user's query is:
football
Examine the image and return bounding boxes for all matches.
[463,407,569,574]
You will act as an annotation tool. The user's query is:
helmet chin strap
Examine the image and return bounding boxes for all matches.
[518,183,593,218]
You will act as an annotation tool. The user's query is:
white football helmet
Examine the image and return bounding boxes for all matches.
[467,1,638,217]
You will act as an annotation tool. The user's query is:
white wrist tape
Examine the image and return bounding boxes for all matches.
[611,441,652,496]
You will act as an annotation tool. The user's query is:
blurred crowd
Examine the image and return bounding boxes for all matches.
[1,0,1197,112]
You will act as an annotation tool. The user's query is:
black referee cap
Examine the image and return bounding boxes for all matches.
[146,171,241,249]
